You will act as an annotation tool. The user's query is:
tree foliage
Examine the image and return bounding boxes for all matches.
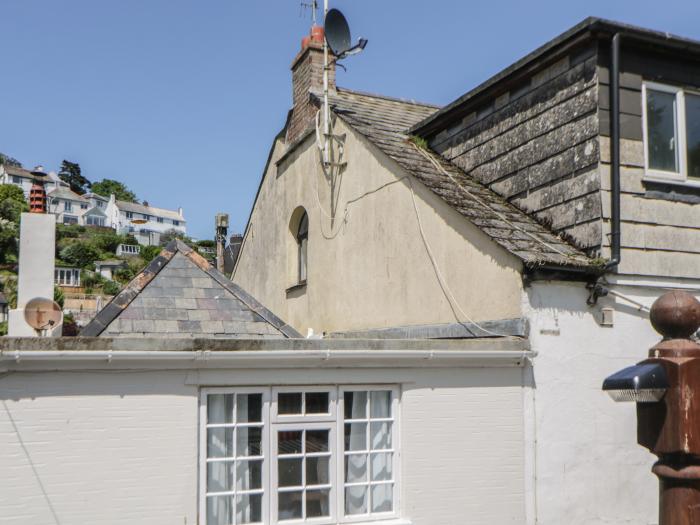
[58,160,91,195]
[91,179,138,203]
[0,185,27,262]
[60,242,101,268]
[0,153,22,167]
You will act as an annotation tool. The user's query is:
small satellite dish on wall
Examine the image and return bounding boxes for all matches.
[325,8,367,59]
[24,297,63,332]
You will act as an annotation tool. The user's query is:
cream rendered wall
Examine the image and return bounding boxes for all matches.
[1,365,527,525]
[234,120,524,335]
[524,280,700,525]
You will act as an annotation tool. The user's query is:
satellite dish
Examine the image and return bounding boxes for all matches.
[24,297,63,331]
[325,8,368,59]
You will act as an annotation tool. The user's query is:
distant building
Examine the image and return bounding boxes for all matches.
[47,187,91,225]
[106,197,186,246]
[0,165,63,198]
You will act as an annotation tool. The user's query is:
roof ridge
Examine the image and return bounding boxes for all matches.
[336,86,440,109]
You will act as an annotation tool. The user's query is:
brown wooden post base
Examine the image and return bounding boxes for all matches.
[653,460,700,525]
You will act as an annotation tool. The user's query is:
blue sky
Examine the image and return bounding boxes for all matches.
[2,0,700,239]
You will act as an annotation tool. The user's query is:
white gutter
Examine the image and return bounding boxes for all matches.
[1,348,534,366]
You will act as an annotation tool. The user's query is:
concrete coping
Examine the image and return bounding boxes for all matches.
[0,336,528,353]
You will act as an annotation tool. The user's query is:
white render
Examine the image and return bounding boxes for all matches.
[524,279,700,525]
[8,213,59,336]
[0,344,528,525]
[105,195,186,246]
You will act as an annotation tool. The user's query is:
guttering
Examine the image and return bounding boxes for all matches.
[0,349,535,363]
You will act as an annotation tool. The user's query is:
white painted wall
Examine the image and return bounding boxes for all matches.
[0,365,526,525]
[524,280,700,525]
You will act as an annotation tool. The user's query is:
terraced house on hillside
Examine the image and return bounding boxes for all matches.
[233,18,700,524]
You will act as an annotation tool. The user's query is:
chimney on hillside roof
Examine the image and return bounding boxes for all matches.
[286,25,336,144]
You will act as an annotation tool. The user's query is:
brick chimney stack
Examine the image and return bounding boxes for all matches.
[286,25,336,144]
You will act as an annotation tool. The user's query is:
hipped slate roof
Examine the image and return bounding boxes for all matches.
[325,88,594,268]
[81,240,300,338]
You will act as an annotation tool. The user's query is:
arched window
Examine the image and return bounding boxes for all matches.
[296,211,308,283]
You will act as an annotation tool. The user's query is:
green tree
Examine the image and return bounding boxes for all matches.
[60,242,101,268]
[58,160,91,195]
[91,179,138,203]
[0,185,27,262]
[140,244,162,262]
[0,153,22,167]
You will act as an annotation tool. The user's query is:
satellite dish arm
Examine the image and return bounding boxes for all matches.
[338,38,368,59]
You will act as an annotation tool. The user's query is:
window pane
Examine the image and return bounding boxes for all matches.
[237,427,262,457]
[278,393,302,415]
[208,428,234,458]
[305,392,329,414]
[278,431,303,455]
[207,495,233,525]
[236,493,262,524]
[306,430,329,453]
[306,489,330,518]
[278,458,303,487]
[345,423,367,451]
[371,452,393,481]
[370,391,391,418]
[207,461,234,493]
[237,394,262,423]
[371,421,392,450]
[646,88,679,172]
[236,460,263,491]
[345,453,368,483]
[344,391,367,419]
[686,93,700,180]
[278,491,303,520]
[371,483,393,513]
[345,485,368,515]
[306,456,330,485]
[208,394,234,424]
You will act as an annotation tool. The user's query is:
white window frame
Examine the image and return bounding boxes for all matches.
[199,386,400,525]
[642,81,700,187]
[337,386,400,525]
[200,387,271,525]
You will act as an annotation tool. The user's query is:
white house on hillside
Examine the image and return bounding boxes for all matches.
[0,164,63,198]
[106,197,186,246]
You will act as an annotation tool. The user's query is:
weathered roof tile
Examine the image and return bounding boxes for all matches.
[326,88,596,269]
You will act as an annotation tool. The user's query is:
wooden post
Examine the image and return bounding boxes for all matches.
[637,291,700,525]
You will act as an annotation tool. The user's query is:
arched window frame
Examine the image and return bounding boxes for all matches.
[296,211,308,283]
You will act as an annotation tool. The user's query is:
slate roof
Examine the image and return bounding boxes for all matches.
[326,88,595,268]
[2,165,51,182]
[47,187,88,202]
[116,200,184,222]
[81,239,301,338]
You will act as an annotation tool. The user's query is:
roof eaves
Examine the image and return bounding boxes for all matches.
[411,17,700,136]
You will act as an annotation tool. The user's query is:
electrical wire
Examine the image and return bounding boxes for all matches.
[407,177,506,337]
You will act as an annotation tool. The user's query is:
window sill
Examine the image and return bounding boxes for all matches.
[285,280,307,295]
[642,176,700,205]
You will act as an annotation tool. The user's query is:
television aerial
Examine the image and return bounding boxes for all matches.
[24,297,63,334]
